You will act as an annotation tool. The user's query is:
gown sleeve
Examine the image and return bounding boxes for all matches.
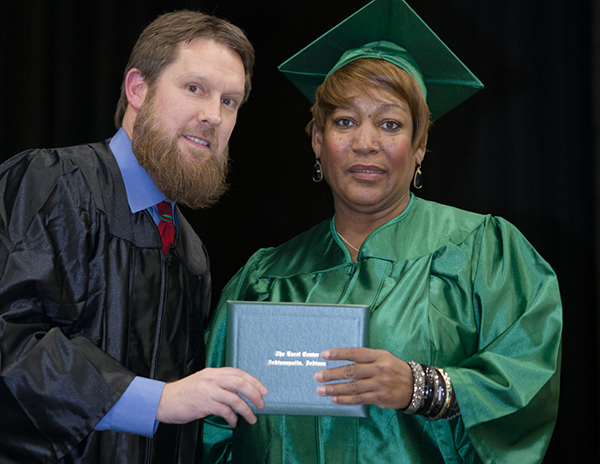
[0,151,134,463]
[202,266,250,463]
[443,217,562,464]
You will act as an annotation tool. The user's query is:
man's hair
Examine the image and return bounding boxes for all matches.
[307,58,431,150]
[114,10,254,128]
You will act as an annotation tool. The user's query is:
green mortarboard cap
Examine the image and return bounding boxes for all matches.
[278,0,484,120]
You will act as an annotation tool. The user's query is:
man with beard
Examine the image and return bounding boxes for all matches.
[0,10,267,464]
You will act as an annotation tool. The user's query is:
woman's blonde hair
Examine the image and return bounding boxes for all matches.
[307,58,430,149]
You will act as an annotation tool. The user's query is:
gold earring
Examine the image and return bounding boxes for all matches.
[313,158,323,182]
[413,163,423,189]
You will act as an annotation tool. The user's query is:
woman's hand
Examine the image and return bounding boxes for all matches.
[314,348,413,410]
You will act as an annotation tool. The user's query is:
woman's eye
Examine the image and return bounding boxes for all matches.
[382,120,401,131]
[335,118,354,127]
[188,85,200,93]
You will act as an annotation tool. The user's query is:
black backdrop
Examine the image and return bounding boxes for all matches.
[1,1,596,461]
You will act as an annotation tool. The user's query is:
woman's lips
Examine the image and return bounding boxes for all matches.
[349,165,385,178]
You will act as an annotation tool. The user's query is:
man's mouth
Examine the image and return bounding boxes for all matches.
[184,135,210,147]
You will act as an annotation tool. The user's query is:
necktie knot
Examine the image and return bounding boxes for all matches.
[158,201,174,223]
[158,201,176,256]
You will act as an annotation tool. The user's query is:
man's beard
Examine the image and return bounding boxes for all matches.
[131,95,230,209]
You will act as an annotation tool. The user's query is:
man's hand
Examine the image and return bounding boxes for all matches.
[314,348,412,410]
[156,367,268,427]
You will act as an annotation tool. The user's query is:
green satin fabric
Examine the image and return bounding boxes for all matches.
[204,196,562,464]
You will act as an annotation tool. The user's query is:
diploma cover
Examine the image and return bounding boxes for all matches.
[226,301,370,417]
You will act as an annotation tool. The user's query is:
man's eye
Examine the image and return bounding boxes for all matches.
[222,98,236,107]
[188,85,200,93]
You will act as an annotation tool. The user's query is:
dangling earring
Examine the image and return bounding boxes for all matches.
[413,163,423,189]
[313,158,323,182]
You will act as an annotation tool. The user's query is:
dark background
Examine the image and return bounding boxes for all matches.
[1,1,596,461]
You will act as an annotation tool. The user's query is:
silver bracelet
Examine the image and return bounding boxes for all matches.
[402,361,425,415]
[401,362,462,421]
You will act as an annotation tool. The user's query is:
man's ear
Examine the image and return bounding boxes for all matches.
[124,68,148,111]
[311,124,323,158]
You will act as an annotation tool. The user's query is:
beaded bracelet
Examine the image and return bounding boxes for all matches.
[403,361,426,414]
[401,362,461,421]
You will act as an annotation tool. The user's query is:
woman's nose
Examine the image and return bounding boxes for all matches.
[352,124,380,154]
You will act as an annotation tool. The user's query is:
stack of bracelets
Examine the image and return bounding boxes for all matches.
[400,361,461,421]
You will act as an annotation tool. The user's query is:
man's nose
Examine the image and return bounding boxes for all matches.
[197,96,222,126]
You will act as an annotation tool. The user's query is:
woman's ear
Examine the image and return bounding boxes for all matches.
[311,124,323,158]
[415,145,426,165]
[124,68,148,111]
[415,133,428,164]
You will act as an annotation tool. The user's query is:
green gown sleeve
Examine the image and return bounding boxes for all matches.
[203,248,278,463]
[443,217,562,463]
[203,265,252,464]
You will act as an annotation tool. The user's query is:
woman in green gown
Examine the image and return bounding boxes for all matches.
[204,1,562,462]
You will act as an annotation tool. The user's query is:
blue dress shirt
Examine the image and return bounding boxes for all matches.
[95,128,174,437]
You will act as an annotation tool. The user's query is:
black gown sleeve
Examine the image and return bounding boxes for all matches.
[0,149,134,463]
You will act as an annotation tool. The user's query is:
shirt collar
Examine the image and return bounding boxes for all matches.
[110,127,169,213]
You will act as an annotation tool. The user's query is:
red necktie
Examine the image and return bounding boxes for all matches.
[157,201,176,256]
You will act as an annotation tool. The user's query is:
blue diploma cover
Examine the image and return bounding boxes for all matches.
[226,301,370,417]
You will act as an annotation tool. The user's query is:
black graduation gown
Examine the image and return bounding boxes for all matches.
[0,141,209,463]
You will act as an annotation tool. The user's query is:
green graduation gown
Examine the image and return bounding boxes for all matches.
[204,196,562,464]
